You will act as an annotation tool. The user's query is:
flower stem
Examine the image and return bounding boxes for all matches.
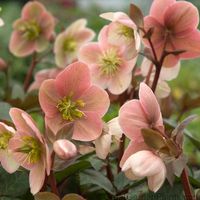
[23,53,37,92]
[117,134,125,173]
[181,168,195,200]
[151,62,162,93]
[48,152,60,197]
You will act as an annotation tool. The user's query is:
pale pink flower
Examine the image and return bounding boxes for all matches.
[119,82,164,142]
[95,117,122,159]
[79,25,137,95]
[0,122,19,173]
[119,83,188,191]
[9,1,55,57]
[140,58,180,98]
[28,68,62,92]
[9,108,51,194]
[54,19,95,68]
[53,139,77,160]
[100,12,141,60]
[143,0,200,67]
[39,61,110,141]
[121,146,166,192]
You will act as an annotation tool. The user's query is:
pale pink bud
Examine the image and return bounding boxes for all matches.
[0,58,7,70]
[53,139,77,160]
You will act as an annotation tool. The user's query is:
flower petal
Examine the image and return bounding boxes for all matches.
[139,83,164,131]
[164,1,199,34]
[149,0,175,24]
[39,79,60,118]
[55,62,91,99]
[9,32,35,57]
[78,43,102,65]
[119,100,149,140]
[79,85,109,117]
[73,112,103,141]
[0,150,19,173]
[29,161,46,194]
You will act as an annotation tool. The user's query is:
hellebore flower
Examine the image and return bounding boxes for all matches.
[9,1,55,57]
[79,25,137,95]
[39,61,110,141]
[100,12,141,60]
[143,0,200,67]
[0,122,19,173]
[119,83,189,192]
[9,108,51,194]
[53,139,77,160]
[119,82,164,142]
[54,19,95,68]
[29,68,62,92]
[140,58,180,98]
[95,117,122,159]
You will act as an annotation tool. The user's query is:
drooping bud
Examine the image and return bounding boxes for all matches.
[53,139,77,160]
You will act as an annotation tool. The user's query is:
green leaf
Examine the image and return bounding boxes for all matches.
[55,161,91,183]
[103,103,119,122]
[0,167,29,198]
[114,172,130,191]
[129,4,144,27]
[80,169,116,195]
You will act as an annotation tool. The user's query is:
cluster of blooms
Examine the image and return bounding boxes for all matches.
[1,0,200,197]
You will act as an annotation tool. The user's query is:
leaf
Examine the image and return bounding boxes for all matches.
[114,172,130,191]
[164,119,200,150]
[129,4,144,27]
[0,167,29,197]
[11,84,25,100]
[141,128,166,150]
[55,161,91,183]
[34,192,59,200]
[63,194,85,200]
[80,169,116,195]
[0,102,11,121]
[171,115,198,145]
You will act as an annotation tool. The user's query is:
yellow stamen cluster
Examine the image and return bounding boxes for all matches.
[63,37,77,52]
[18,136,42,164]
[118,24,134,39]
[0,132,12,150]
[99,49,121,76]
[18,20,41,40]
[57,95,85,121]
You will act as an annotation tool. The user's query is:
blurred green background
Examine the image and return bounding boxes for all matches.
[0,0,200,164]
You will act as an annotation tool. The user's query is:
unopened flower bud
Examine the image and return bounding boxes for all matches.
[53,139,77,160]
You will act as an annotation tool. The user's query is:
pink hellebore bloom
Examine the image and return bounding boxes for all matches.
[100,12,141,60]
[119,83,164,142]
[79,25,137,95]
[28,68,62,92]
[140,58,180,98]
[39,61,110,141]
[53,139,77,160]
[9,1,55,57]
[9,108,51,195]
[144,0,200,67]
[95,117,122,159]
[54,19,95,68]
[0,122,19,173]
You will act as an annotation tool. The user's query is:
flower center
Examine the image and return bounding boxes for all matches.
[57,95,85,121]
[0,132,12,150]
[118,24,134,39]
[18,136,42,164]
[99,49,121,76]
[18,20,41,40]
[63,37,77,52]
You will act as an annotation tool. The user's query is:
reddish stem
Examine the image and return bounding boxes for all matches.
[117,134,125,173]
[181,169,195,200]
[23,53,37,92]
